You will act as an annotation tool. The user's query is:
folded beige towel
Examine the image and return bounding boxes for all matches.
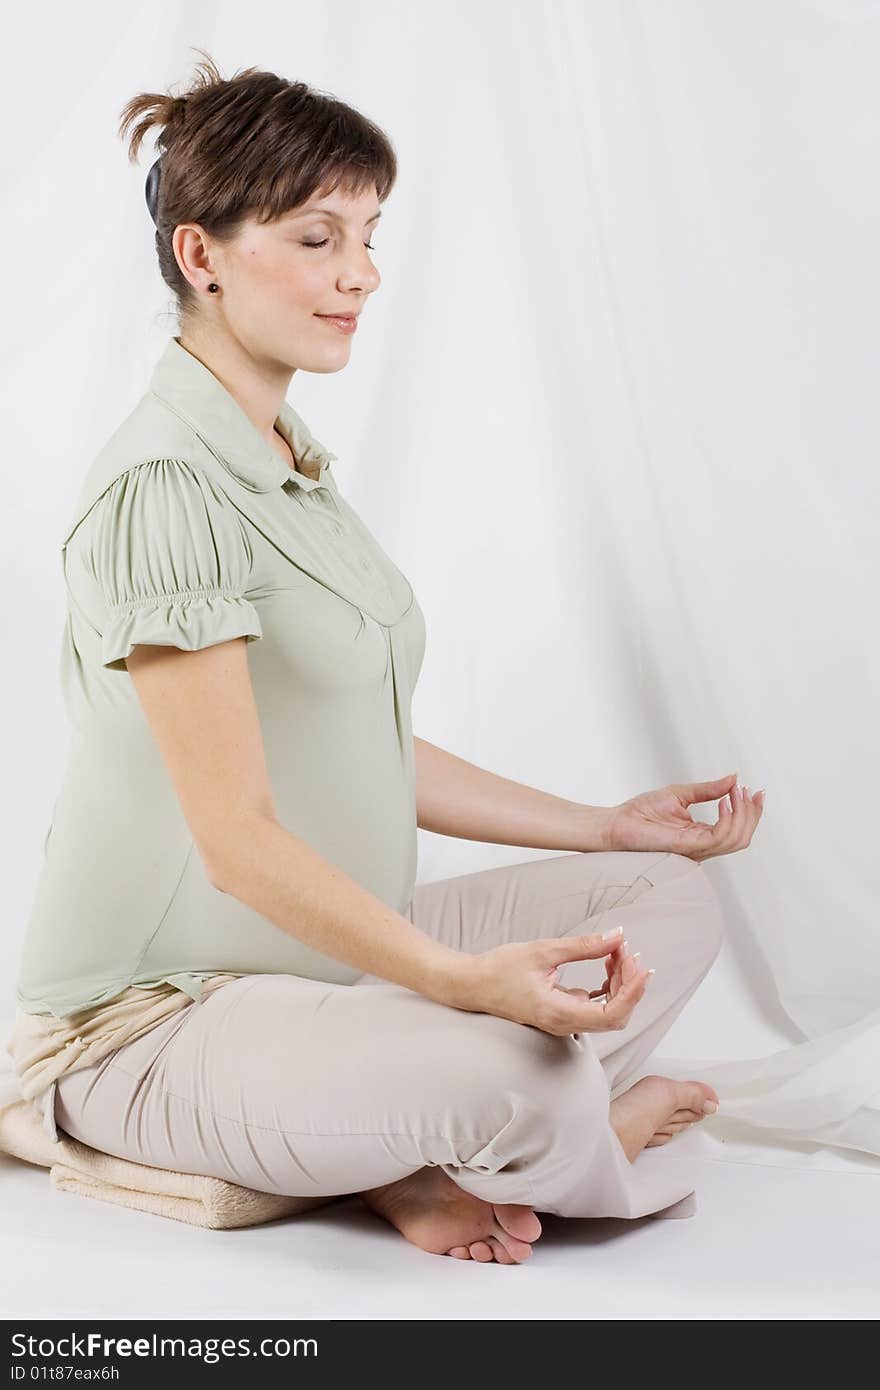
[0,1095,339,1230]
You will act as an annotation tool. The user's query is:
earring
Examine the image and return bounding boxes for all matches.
[207,282,219,293]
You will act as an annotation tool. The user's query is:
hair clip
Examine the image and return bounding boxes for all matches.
[145,155,162,226]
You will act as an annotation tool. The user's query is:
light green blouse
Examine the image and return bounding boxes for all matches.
[16,336,426,1018]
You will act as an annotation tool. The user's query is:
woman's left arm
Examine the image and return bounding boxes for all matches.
[413,736,611,852]
[413,739,765,861]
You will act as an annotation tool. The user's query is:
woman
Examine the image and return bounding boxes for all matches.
[10,52,764,1264]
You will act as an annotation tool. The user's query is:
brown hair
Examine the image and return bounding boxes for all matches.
[118,48,397,321]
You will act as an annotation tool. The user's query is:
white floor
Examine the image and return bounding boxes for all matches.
[3,939,879,1320]
[2,1129,878,1320]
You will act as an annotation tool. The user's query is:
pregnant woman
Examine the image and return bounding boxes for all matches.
[9,52,764,1264]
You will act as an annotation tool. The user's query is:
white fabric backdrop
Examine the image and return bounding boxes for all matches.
[1,0,878,1167]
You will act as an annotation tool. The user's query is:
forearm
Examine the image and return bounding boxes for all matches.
[208,816,468,1004]
[413,737,611,852]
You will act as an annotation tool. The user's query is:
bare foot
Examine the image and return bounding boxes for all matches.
[359,1164,542,1264]
[610,1074,720,1162]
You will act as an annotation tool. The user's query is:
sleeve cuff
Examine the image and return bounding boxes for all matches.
[101,591,263,671]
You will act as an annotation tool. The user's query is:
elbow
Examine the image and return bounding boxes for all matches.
[199,811,278,895]
[204,854,230,894]
[194,831,235,895]
[202,838,240,894]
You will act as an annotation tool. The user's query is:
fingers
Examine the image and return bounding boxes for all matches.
[714,780,765,855]
[586,937,627,1001]
[546,924,628,968]
[601,956,652,1027]
[546,928,656,1034]
[557,951,652,1034]
[608,939,626,994]
[595,945,621,1000]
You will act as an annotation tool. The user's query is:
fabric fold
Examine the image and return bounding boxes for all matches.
[645,1002,880,1162]
[101,591,262,669]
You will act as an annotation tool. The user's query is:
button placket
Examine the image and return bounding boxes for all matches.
[316,488,344,532]
[292,484,345,537]
[285,480,392,600]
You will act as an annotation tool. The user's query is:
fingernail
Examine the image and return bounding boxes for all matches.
[601,925,624,940]
[702,1100,719,1114]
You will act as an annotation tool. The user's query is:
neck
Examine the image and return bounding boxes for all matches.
[175,328,296,454]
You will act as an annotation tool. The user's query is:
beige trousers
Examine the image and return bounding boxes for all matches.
[49,850,724,1220]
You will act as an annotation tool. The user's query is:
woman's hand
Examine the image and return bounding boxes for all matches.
[454,927,651,1038]
[604,773,765,863]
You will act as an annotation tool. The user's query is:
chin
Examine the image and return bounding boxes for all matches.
[303,348,354,374]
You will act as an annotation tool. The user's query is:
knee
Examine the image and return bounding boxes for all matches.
[667,855,726,963]
[467,1014,606,1134]
[502,1029,614,1162]
[442,1014,628,1186]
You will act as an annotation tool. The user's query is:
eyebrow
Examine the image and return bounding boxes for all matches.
[289,206,382,225]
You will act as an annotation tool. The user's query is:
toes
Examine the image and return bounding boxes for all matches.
[490,1218,534,1263]
[469,1241,494,1262]
[493,1202,542,1243]
[448,1234,525,1264]
[686,1081,720,1110]
[647,1118,697,1146]
[485,1236,516,1264]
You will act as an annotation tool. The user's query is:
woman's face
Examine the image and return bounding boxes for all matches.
[178,181,383,374]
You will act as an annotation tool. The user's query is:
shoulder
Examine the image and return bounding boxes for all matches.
[63,455,261,672]
[61,391,228,551]
[78,458,251,575]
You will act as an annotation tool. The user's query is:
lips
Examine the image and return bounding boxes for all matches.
[315,313,359,334]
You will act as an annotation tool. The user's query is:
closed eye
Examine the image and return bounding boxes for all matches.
[303,239,375,250]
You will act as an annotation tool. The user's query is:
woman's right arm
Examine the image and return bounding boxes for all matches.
[126,634,651,1037]
[125,634,472,1006]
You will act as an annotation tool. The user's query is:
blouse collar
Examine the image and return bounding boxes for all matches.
[148,336,338,493]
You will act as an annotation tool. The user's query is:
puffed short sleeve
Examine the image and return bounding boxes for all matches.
[85,459,263,672]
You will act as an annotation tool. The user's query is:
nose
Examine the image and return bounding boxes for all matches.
[339,249,380,296]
